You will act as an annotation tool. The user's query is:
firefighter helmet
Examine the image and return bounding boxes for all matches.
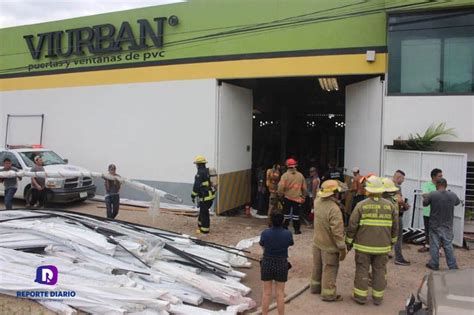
[382,177,400,193]
[286,158,298,168]
[193,155,207,164]
[317,179,342,198]
[364,176,385,194]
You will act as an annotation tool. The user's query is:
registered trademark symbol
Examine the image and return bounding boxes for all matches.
[168,15,179,26]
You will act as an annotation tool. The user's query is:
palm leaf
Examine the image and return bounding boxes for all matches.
[406,123,457,151]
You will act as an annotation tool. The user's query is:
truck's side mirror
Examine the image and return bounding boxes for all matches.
[63,159,69,164]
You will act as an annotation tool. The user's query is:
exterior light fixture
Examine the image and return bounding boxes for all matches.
[366,50,376,62]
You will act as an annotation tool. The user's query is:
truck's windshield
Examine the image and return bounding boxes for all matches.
[19,151,66,167]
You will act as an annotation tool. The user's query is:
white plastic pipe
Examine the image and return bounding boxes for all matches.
[0,170,184,214]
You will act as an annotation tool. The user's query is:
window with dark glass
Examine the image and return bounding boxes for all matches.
[388,9,474,94]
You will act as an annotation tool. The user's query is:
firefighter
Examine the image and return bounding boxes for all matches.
[266,163,281,216]
[346,176,398,305]
[191,155,216,234]
[278,158,307,234]
[310,180,346,302]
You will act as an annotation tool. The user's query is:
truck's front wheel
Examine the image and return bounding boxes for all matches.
[24,186,32,206]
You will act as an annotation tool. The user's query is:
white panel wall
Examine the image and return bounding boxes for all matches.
[217,82,253,174]
[344,77,383,175]
[383,95,474,145]
[0,79,217,184]
[383,149,467,246]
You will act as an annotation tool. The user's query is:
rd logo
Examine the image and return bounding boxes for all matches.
[35,265,58,285]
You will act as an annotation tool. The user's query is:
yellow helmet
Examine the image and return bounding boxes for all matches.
[364,176,385,194]
[194,155,207,164]
[382,177,400,193]
[317,180,342,198]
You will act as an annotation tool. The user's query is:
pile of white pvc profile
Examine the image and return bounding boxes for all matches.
[0,209,256,315]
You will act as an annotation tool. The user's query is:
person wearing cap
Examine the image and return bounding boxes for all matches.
[29,155,46,208]
[104,164,121,219]
[310,180,346,302]
[423,178,460,270]
[350,167,365,211]
[191,155,216,234]
[277,158,307,234]
[346,176,398,305]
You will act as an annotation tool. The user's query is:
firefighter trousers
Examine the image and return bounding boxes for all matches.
[353,251,388,303]
[268,193,279,216]
[198,200,213,233]
[311,246,340,299]
[283,198,301,232]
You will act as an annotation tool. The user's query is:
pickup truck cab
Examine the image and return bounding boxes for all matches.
[402,268,474,315]
[0,147,96,203]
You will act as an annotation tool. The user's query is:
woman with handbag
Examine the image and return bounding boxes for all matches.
[259,212,294,315]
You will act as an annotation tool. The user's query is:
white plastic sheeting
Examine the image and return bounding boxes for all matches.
[0,210,256,314]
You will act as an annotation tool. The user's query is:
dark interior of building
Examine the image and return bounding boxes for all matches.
[223,75,377,206]
[226,75,375,171]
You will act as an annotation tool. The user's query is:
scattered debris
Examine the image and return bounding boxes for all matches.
[235,237,260,251]
[93,196,200,217]
[250,208,268,220]
[0,210,256,314]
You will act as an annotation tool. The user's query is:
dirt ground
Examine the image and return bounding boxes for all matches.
[1,199,474,315]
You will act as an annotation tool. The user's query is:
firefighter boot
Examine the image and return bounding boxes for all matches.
[293,217,302,234]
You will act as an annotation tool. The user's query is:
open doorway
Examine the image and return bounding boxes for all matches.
[222,74,381,208]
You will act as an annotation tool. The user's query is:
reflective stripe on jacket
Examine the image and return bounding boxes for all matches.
[346,196,398,254]
[192,167,216,201]
[277,170,307,203]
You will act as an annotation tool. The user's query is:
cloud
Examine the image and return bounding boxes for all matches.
[0,0,185,28]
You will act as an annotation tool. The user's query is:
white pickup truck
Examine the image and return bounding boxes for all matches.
[0,147,96,203]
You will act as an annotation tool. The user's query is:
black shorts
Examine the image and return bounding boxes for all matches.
[260,256,289,282]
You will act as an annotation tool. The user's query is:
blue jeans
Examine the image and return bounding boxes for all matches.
[4,187,17,210]
[105,194,120,219]
[394,215,405,261]
[428,226,458,269]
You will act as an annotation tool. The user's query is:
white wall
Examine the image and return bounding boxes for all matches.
[344,77,384,175]
[4,115,43,146]
[437,142,474,161]
[217,83,253,174]
[383,95,474,145]
[0,79,217,184]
